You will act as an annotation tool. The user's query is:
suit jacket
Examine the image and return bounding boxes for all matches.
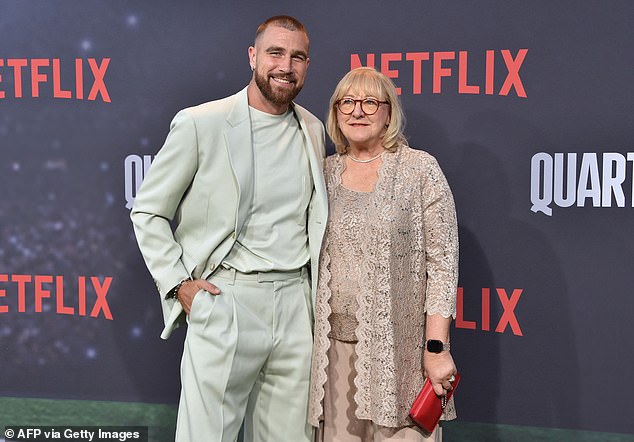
[131,87,327,339]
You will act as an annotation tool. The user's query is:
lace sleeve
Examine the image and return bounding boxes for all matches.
[421,155,459,319]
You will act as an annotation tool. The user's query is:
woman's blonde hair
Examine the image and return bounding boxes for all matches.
[326,67,407,154]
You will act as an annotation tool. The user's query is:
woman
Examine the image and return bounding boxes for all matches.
[308,67,459,441]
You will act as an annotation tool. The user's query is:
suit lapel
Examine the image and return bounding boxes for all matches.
[292,106,327,219]
[224,87,254,235]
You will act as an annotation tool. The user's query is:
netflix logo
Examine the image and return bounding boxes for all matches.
[350,49,527,98]
[0,274,114,320]
[0,58,111,102]
[455,287,523,336]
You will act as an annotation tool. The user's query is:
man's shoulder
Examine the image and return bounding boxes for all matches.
[180,92,239,118]
[172,88,247,124]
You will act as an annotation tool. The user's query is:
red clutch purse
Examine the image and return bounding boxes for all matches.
[409,372,460,433]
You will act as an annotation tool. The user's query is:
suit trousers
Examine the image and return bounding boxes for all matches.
[176,267,313,442]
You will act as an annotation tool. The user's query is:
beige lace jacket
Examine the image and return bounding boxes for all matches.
[308,145,459,428]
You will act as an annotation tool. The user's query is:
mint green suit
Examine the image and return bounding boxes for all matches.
[131,87,327,441]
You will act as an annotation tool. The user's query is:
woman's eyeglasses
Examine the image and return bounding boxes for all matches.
[336,97,389,115]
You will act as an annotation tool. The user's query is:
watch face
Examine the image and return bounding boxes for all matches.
[427,339,444,353]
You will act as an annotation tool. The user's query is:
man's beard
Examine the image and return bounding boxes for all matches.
[254,70,303,106]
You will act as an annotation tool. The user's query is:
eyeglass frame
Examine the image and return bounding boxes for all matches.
[335,97,390,115]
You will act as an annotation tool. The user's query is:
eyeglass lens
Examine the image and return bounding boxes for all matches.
[338,98,381,115]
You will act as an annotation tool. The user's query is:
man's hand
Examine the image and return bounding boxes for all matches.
[176,279,221,315]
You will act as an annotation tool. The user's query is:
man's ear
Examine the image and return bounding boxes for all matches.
[248,46,256,70]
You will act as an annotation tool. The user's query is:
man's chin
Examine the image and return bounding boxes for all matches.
[255,74,301,105]
[268,87,301,105]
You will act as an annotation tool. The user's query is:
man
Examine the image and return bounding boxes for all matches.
[130,16,326,442]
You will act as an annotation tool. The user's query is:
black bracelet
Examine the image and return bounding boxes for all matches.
[168,277,192,300]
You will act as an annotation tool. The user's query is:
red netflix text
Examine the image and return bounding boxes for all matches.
[0,274,113,320]
[455,287,523,336]
[351,49,527,97]
[0,58,111,102]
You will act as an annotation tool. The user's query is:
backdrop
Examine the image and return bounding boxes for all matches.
[1,0,633,439]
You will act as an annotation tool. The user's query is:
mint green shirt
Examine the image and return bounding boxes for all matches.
[222,106,312,272]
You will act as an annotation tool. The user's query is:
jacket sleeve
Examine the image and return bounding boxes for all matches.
[130,110,199,298]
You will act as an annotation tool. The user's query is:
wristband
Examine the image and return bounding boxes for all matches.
[167,277,192,300]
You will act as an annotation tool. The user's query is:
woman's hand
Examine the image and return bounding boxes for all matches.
[423,350,457,397]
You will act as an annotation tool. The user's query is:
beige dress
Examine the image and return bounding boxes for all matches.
[327,185,368,343]
[309,145,459,429]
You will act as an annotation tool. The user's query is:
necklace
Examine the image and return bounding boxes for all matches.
[347,150,384,163]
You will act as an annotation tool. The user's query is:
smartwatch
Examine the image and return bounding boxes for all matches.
[425,339,450,353]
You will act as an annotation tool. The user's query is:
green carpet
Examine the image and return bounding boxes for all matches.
[0,397,176,442]
[1,397,632,441]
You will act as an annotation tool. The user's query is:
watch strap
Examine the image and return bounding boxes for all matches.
[425,339,451,353]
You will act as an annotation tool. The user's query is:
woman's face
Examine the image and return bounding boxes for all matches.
[336,87,390,150]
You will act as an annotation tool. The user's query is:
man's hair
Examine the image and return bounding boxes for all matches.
[255,15,309,43]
